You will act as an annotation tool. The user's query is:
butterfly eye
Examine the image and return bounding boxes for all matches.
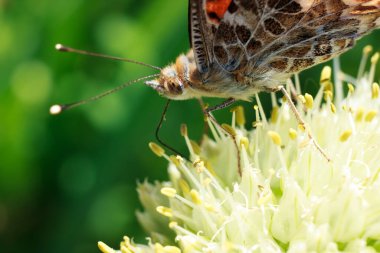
[164,80,183,95]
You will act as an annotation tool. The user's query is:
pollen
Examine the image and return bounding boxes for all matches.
[270,106,279,123]
[372,82,379,99]
[170,155,181,167]
[156,206,173,217]
[365,110,377,122]
[161,187,177,198]
[179,179,190,195]
[348,83,355,94]
[298,94,306,104]
[340,130,353,142]
[97,242,115,253]
[371,52,379,64]
[355,107,365,122]
[298,124,306,132]
[149,142,165,157]
[235,106,246,127]
[321,66,332,87]
[190,189,202,205]
[267,131,282,146]
[304,93,313,109]
[222,123,236,136]
[289,128,298,140]
[180,124,188,137]
[330,103,336,114]
[169,221,178,229]
[363,45,373,55]
[240,137,249,150]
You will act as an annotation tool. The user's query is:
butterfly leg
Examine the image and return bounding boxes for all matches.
[204,98,236,113]
[202,98,242,176]
[155,99,186,158]
[278,86,331,162]
[197,98,211,144]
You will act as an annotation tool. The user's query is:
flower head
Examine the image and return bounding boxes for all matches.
[99,48,380,253]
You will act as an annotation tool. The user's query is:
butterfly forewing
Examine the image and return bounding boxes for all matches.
[191,0,380,78]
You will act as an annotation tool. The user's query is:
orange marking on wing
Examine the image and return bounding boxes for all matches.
[206,0,233,20]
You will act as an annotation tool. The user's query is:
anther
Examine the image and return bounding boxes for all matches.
[288,128,298,140]
[339,130,352,142]
[149,142,165,157]
[267,131,282,146]
[156,206,173,217]
[372,82,379,99]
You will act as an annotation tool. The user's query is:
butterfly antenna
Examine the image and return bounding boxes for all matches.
[55,44,162,71]
[50,74,160,115]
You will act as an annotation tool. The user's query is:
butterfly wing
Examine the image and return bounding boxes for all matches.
[192,0,379,77]
[189,0,243,74]
[247,0,380,75]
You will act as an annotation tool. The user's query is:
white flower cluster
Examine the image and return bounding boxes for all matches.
[98,47,380,253]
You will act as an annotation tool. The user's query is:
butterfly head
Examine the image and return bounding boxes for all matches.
[146,66,185,99]
[145,53,200,100]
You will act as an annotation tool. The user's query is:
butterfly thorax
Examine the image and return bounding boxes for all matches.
[146,50,287,101]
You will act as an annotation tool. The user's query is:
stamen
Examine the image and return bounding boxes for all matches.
[190,189,202,205]
[333,58,343,104]
[339,130,352,142]
[355,107,364,122]
[156,206,173,217]
[190,140,201,155]
[369,52,379,85]
[231,106,246,127]
[255,94,268,125]
[304,93,313,110]
[180,124,188,136]
[289,128,297,140]
[357,45,373,79]
[365,110,377,122]
[321,66,332,88]
[240,137,249,150]
[221,124,236,136]
[324,91,333,102]
[161,187,177,198]
[149,142,165,157]
[372,82,379,99]
[97,242,115,253]
[270,106,279,123]
[348,83,355,95]
[267,131,282,146]
[181,124,196,158]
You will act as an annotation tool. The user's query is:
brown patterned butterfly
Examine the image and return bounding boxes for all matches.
[52,0,380,160]
[146,0,380,101]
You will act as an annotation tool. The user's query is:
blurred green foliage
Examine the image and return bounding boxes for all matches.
[0,0,379,252]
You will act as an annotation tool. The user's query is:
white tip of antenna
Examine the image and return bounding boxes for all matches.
[55,44,63,50]
[50,105,62,115]
[55,44,69,52]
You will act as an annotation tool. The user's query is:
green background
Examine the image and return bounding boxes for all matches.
[0,1,379,252]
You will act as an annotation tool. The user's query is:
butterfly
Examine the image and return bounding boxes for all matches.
[53,0,380,161]
[146,0,380,101]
